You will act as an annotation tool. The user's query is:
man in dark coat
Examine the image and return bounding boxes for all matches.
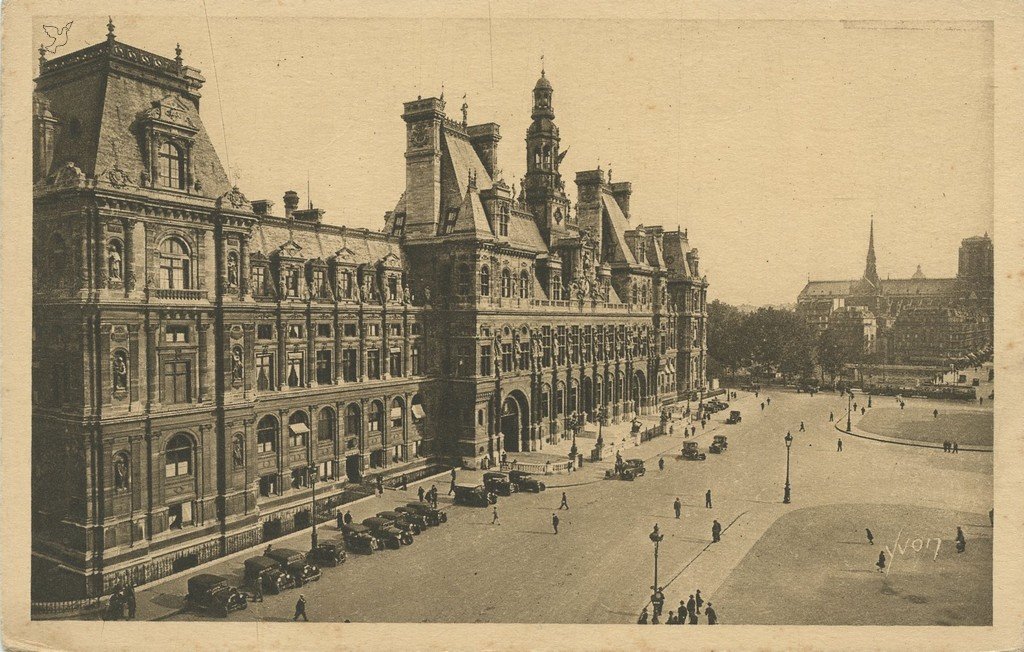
[712,519,722,543]
[552,513,559,534]
[678,600,688,624]
[799,421,805,432]
[695,589,703,614]
[637,607,649,624]
[956,526,966,553]
[293,594,308,621]
[344,510,353,525]
[125,584,137,620]
[876,550,886,572]
[837,438,843,452]
[705,489,712,509]
[674,498,682,519]
[559,492,569,510]
[687,595,698,624]
[953,441,959,454]
[705,602,718,624]
[418,486,425,502]
[829,411,834,422]
[659,457,665,471]
[652,587,665,617]
[866,528,874,545]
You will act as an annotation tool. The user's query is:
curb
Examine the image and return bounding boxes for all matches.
[833,420,993,453]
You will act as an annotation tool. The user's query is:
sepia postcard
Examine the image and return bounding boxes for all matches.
[2,1,1023,650]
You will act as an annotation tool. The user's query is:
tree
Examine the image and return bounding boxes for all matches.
[741,307,816,381]
[707,300,748,379]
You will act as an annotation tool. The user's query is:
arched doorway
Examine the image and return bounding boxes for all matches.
[581,376,594,421]
[633,370,647,414]
[501,392,530,453]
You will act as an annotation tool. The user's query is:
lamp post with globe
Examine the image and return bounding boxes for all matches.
[783,431,793,504]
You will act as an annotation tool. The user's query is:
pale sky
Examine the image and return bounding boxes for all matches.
[39,16,993,305]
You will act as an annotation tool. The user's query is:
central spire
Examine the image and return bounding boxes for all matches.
[863,219,880,286]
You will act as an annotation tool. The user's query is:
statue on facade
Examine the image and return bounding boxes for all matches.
[113,453,130,490]
[112,350,129,391]
[231,347,244,383]
[232,435,245,468]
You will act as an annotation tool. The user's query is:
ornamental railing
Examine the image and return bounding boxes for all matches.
[151,288,208,301]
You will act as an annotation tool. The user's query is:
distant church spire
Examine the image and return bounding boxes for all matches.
[863,219,880,286]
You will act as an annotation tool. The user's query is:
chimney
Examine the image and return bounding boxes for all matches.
[610,181,632,219]
[283,191,300,218]
[468,123,501,178]
[251,200,274,216]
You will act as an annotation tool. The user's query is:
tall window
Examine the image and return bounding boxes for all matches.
[288,412,309,447]
[164,433,193,477]
[551,278,561,300]
[388,276,399,301]
[312,268,326,298]
[519,328,531,369]
[286,269,300,297]
[498,204,510,236]
[342,348,358,382]
[339,271,353,299]
[501,269,512,298]
[457,264,471,296]
[287,353,304,387]
[501,328,513,372]
[256,354,274,391]
[480,344,492,376]
[480,266,490,296]
[318,408,335,442]
[158,142,185,189]
[368,400,383,432]
[367,350,381,380]
[315,350,332,384]
[391,398,404,429]
[389,349,403,377]
[162,359,191,404]
[257,415,277,453]
[252,266,267,295]
[160,238,191,289]
[346,404,362,437]
[411,345,421,375]
[519,271,530,299]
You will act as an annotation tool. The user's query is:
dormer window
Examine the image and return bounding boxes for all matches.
[498,203,510,236]
[158,142,185,189]
[286,269,300,297]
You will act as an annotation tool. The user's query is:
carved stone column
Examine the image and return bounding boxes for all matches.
[239,235,251,299]
[198,320,212,402]
[122,218,137,295]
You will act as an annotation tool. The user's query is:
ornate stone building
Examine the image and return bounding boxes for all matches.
[797,222,993,367]
[31,27,708,598]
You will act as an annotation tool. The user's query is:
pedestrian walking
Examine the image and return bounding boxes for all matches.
[866,528,874,545]
[559,492,569,510]
[492,506,500,525]
[337,511,344,528]
[853,401,857,412]
[667,610,678,624]
[418,486,425,502]
[669,424,674,435]
[678,601,688,624]
[705,489,712,509]
[712,519,722,543]
[705,602,718,625]
[448,478,456,496]
[293,594,308,621]
[674,497,682,519]
[837,438,843,452]
[761,402,765,411]
[861,407,866,415]
[799,421,805,432]
[344,510,353,525]
[829,411,834,422]
[659,457,665,472]
[933,408,939,418]
[953,441,959,454]
[637,607,649,624]
[376,476,384,497]
[687,595,698,624]
[126,584,137,620]
[876,550,886,572]
[552,513,559,534]
[695,589,703,614]
[943,440,949,452]
[956,526,966,553]
[767,397,771,406]
[430,485,438,506]
[401,474,408,491]
[701,419,706,430]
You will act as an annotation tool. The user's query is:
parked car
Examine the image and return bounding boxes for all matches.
[726,410,742,424]
[265,548,322,586]
[453,484,497,507]
[621,459,646,481]
[709,435,728,454]
[307,540,347,567]
[681,441,707,461]
[482,471,517,496]
[508,470,546,493]
[362,517,414,547]
[185,574,248,617]
[705,399,728,414]
[339,522,380,554]
[394,505,433,528]
[243,556,296,594]
[376,510,423,535]
[401,502,448,525]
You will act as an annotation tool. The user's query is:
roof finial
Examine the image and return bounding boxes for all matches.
[440,81,445,101]
[541,53,545,76]
[175,43,183,67]
[39,44,47,68]
[461,93,468,125]
[107,16,116,41]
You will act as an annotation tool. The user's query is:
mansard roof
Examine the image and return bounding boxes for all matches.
[251,217,404,266]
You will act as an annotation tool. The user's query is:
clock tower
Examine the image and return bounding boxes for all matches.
[524,70,572,245]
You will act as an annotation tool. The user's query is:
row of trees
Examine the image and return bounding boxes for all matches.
[707,300,860,382]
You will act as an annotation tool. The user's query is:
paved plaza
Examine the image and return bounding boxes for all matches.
[125,386,991,625]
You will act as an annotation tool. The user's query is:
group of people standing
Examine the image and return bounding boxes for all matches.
[105,582,137,620]
[640,588,718,625]
[942,440,961,454]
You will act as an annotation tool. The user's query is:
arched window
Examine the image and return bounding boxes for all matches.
[480,266,490,296]
[519,271,530,299]
[534,148,542,165]
[390,397,404,429]
[345,403,361,437]
[288,411,309,447]
[457,263,471,296]
[107,239,123,282]
[226,251,239,287]
[158,142,185,189]
[257,415,278,453]
[164,433,193,478]
[318,407,336,442]
[501,268,512,298]
[160,237,191,289]
[369,400,384,433]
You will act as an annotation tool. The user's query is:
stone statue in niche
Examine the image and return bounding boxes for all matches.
[108,246,122,280]
[232,435,244,468]
[231,347,244,383]
[112,350,129,391]
[113,453,130,490]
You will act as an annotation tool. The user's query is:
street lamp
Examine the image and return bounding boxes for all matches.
[569,413,579,459]
[596,405,608,448]
[649,524,664,607]
[846,390,853,432]
[307,463,319,550]
[783,432,793,504]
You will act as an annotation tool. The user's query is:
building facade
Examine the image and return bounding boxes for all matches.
[31,28,708,599]
[797,222,993,367]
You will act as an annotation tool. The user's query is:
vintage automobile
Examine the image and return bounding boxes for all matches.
[243,556,296,594]
[681,441,707,461]
[706,399,729,413]
[402,502,448,525]
[339,522,380,554]
[265,548,322,586]
[362,517,414,547]
[620,458,646,481]
[376,510,423,535]
[307,539,347,567]
[507,469,546,493]
[709,435,729,454]
[453,484,498,507]
[726,410,742,424]
[482,471,517,496]
[393,505,434,528]
[185,574,248,617]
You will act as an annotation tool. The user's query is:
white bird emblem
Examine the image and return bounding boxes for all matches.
[42,21,73,54]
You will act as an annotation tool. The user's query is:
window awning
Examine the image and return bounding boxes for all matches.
[411,404,426,420]
[289,422,310,434]
[390,407,403,419]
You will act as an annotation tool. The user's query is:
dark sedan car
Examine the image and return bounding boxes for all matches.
[339,523,380,554]
[243,556,295,594]
[377,511,423,536]
[265,548,323,586]
[508,470,546,493]
[393,506,432,529]
[362,517,413,547]
[307,540,347,567]
[185,574,248,617]
[402,502,448,525]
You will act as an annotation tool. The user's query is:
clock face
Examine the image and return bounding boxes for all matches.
[411,123,429,147]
